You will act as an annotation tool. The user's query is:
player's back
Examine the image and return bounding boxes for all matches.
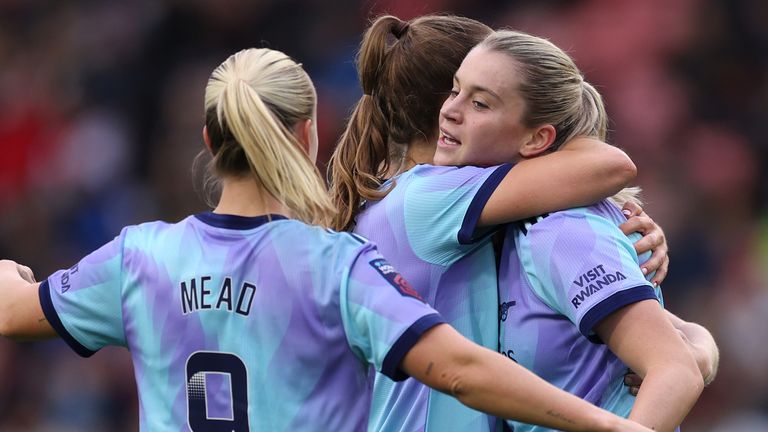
[355,164,509,432]
[42,212,443,431]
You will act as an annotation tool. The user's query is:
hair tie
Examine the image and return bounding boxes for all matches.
[393,21,410,39]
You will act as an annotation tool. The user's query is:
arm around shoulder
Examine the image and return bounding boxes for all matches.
[479,137,636,227]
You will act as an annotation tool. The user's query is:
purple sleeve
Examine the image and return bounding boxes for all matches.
[340,244,445,381]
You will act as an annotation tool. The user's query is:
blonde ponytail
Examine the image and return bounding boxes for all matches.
[205,48,335,227]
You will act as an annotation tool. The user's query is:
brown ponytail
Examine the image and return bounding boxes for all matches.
[328,14,492,231]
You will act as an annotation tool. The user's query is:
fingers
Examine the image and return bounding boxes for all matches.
[637,234,665,264]
[650,254,669,286]
[632,229,664,256]
[624,371,643,396]
[0,260,36,284]
[16,264,36,283]
[619,214,653,236]
[621,209,670,285]
[621,201,643,218]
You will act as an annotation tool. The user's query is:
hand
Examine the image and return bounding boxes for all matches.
[0,260,36,284]
[623,369,643,397]
[16,264,36,283]
[619,201,669,286]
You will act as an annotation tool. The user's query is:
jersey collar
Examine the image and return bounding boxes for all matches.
[194,212,288,230]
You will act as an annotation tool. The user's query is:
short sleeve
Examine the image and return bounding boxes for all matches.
[404,164,512,265]
[518,211,657,341]
[339,243,445,381]
[40,228,128,356]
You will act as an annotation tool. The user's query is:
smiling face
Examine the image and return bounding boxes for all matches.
[434,47,536,167]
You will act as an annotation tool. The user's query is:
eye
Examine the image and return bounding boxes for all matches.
[472,100,489,109]
[448,88,459,98]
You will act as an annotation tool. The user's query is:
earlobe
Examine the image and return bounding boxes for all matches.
[519,125,556,157]
[290,118,318,162]
[293,119,312,154]
[202,126,213,153]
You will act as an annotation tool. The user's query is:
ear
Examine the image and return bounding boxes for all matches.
[202,125,213,153]
[519,124,556,158]
[292,119,313,154]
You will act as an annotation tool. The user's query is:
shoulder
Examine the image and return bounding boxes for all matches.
[515,200,623,240]
[409,163,508,179]
[273,221,376,258]
[117,217,193,247]
[399,164,511,196]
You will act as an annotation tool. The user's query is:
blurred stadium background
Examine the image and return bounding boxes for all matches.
[0,0,765,430]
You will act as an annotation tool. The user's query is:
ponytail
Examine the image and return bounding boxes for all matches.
[328,15,404,231]
[328,14,492,231]
[205,48,335,227]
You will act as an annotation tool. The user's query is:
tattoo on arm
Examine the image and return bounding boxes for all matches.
[425,361,434,376]
[37,317,47,324]
[546,410,575,425]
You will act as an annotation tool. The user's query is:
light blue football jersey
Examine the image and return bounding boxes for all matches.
[40,212,445,431]
[499,200,664,432]
[354,163,512,432]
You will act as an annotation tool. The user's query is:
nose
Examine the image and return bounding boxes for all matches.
[440,95,462,124]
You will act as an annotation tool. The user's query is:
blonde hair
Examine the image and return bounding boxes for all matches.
[479,30,640,205]
[608,186,643,208]
[204,48,335,226]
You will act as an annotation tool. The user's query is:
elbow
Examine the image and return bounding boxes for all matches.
[441,360,480,404]
[448,370,471,400]
[610,151,637,187]
[699,347,720,386]
[676,360,705,398]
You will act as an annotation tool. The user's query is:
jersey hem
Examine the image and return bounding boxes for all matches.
[381,313,445,381]
[458,163,513,244]
[38,280,97,357]
[579,284,658,342]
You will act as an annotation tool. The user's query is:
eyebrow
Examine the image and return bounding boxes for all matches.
[453,75,502,102]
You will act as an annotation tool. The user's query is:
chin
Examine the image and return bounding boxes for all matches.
[433,152,457,167]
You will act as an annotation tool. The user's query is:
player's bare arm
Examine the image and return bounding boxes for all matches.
[596,300,704,432]
[402,324,653,432]
[665,310,719,386]
[479,137,636,227]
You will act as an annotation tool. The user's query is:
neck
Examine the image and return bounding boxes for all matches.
[385,134,438,177]
[214,175,289,217]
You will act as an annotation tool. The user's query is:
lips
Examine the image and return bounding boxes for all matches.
[439,128,461,147]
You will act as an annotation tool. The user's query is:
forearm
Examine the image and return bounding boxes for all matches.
[403,325,642,432]
[555,137,637,202]
[479,138,636,226]
[629,365,704,432]
[453,348,626,431]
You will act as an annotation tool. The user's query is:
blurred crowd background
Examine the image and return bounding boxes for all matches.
[0,0,765,430]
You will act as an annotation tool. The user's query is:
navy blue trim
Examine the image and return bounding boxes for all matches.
[194,212,287,230]
[38,280,96,358]
[381,313,445,381]
[580,285,658,343]
[458,163,514,244]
